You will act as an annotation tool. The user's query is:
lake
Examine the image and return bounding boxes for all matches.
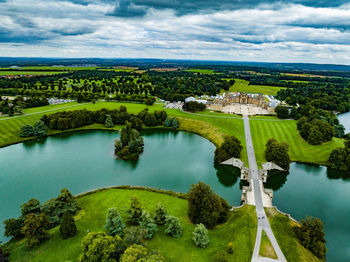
[0,129,349,261]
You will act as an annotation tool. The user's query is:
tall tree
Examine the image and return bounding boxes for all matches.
[59,211,77,239]
[104,207,125,237]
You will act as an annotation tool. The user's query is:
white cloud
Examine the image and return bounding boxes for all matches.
[0,0,350,64]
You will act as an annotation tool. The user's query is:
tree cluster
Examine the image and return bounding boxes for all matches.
[265,138,291,170]
[328,140,350,172]
[214,136,243,164]
[163,116,179,129]
[3,188,79,245]
[293,217,327,261]
[183,101,206,112]
[297,117,335,145]
[20,120,47,138]
[115,122,144,160]
[274,105,290,119]
[187,182,230,229]
[40,107,167,131]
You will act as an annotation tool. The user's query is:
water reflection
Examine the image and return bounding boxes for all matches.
[214,164,240,187]
[264,170,289,191]
[327,168,350,181]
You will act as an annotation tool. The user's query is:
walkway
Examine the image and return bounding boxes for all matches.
[243,115,286,262]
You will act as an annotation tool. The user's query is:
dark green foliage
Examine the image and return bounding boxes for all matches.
[297,117,308,130]
[334,124,345,138]
[187,182,230,228]
[129,117,143,131]
[105,114,114,128]
[59,211,77,239]
[78,232,124,262]
[265,138,291,170]
[275,105,289,119]
[192,223,210,248]
[21,198,41,217]
[144,113,157,127]
[123,226,144,247]
[41,188,80,228]
[153,203,167,225]
[307,126,323,145]
[115,122,144,160]
[164,215,183,238]
[163,117,172,127]
[171,117,179,129]
[19,124,34,137]
[146,97,155,105]
[329,144,350,171]
[22,213,49,248]
[183,101,206,112]
[3,218,23,238]
[127,196,143,225]
[214,136,243,164]
[293,217,327,260]
[33,120,47,137]
[139,210,157,239]
[104,207,125,237]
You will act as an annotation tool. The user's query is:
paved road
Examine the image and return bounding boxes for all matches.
[243,115,286,262]
[0,103,90,121]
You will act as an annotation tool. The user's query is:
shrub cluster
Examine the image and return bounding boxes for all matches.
[19,120,47,138]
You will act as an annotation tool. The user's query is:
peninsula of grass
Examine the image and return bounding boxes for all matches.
[265,208,322,262]
[222,79,285,96]
[2,188,257,262]
[259,231,277,259]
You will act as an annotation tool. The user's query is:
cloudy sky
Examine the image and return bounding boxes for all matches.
[1,0,350,64]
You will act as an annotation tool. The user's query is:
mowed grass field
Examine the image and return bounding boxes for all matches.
[250,119,344,166]
[3,188,258,262]
[223,79,285,96]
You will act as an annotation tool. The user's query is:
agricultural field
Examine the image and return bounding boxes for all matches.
[250,118,344,166]
[0,71,67,76]
[223,79,285,96]
[184,69,219,74]
[2,66,98,71]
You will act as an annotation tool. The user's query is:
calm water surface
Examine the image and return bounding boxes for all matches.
[0,130,241,241]
[338,111,350,133]
[265,164,350,262]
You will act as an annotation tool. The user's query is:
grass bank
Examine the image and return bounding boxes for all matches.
[3,188,257,262]
[266,208,321,262]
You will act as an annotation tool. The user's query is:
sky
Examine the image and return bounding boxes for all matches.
[1,0,350,64]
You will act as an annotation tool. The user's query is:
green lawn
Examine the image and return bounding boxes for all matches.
[250,118,344,166]
[266,208,321,262]
[223,79,285,96]
[3,188,257,262]
[259,230,277,259]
